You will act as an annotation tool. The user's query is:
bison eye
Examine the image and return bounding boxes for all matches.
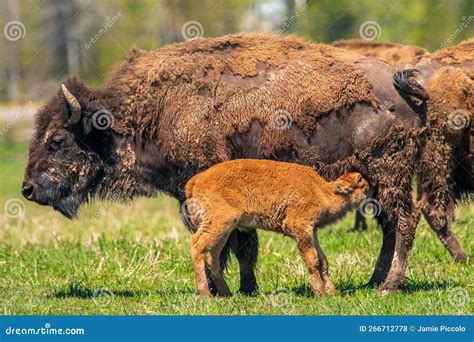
[47,137,64,151]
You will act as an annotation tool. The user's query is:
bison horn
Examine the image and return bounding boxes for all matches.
[61,84,82,125]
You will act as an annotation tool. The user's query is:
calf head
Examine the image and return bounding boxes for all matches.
[333,172,373,204]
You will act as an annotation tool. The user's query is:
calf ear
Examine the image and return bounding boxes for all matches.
[335,183,353,195]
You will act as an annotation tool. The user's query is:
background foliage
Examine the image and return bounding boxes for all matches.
[0,0,473,102]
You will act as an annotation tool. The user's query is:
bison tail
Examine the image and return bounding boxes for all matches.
[393,69,429,101]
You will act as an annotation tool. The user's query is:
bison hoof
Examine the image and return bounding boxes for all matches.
[238,283,258,296]
[453,252,469,263]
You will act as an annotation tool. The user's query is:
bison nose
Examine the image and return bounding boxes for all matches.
[21,182,34,199]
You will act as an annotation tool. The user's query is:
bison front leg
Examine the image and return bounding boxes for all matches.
[351,210,368,231]
[368,190,421,294]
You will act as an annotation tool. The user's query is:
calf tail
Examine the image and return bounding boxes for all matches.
[181,175,199,232]
[393,69,429,101]
[180,200,197,233]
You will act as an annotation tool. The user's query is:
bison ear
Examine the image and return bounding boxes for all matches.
[334,182,353,195]
[62,84,82,125]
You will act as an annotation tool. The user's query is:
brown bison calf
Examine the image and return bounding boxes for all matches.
[184,159,372,297]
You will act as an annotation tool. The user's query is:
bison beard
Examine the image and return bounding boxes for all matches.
[23,33,430,294]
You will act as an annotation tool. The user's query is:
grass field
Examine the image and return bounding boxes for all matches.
[0,138,472,315]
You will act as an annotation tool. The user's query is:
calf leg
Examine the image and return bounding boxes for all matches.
[206,233,233,297]
[180,200,219,295]
[286,222,325,296]
[190,229,213,297]
[313,233,336,294]
[190,216,237,297]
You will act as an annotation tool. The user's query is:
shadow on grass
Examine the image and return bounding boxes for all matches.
[53,280,194,299]
[54,287,138,299]
[337,279,462,295]
[278,279,463,297]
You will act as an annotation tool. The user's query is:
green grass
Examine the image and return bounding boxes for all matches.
[0,140,472,315]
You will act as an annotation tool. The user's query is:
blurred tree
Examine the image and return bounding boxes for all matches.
[41,0,82,77]
[4,0,21,101]
[1,0,473,103]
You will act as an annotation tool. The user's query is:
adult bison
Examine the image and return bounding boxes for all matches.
[337,39,472,262]
[22,33,428,294]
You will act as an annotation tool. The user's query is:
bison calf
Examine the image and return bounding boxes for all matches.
[183,159,373,297]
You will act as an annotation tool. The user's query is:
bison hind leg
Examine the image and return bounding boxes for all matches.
[228,229,259,295]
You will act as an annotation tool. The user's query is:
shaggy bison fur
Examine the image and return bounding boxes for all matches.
[22,33,428,294]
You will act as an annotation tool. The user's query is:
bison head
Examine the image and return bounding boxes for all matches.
[22,78,115,218]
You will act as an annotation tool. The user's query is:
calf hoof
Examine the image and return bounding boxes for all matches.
[196,285,212,297]
[324,283,337,295]
[196,290,212,297]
